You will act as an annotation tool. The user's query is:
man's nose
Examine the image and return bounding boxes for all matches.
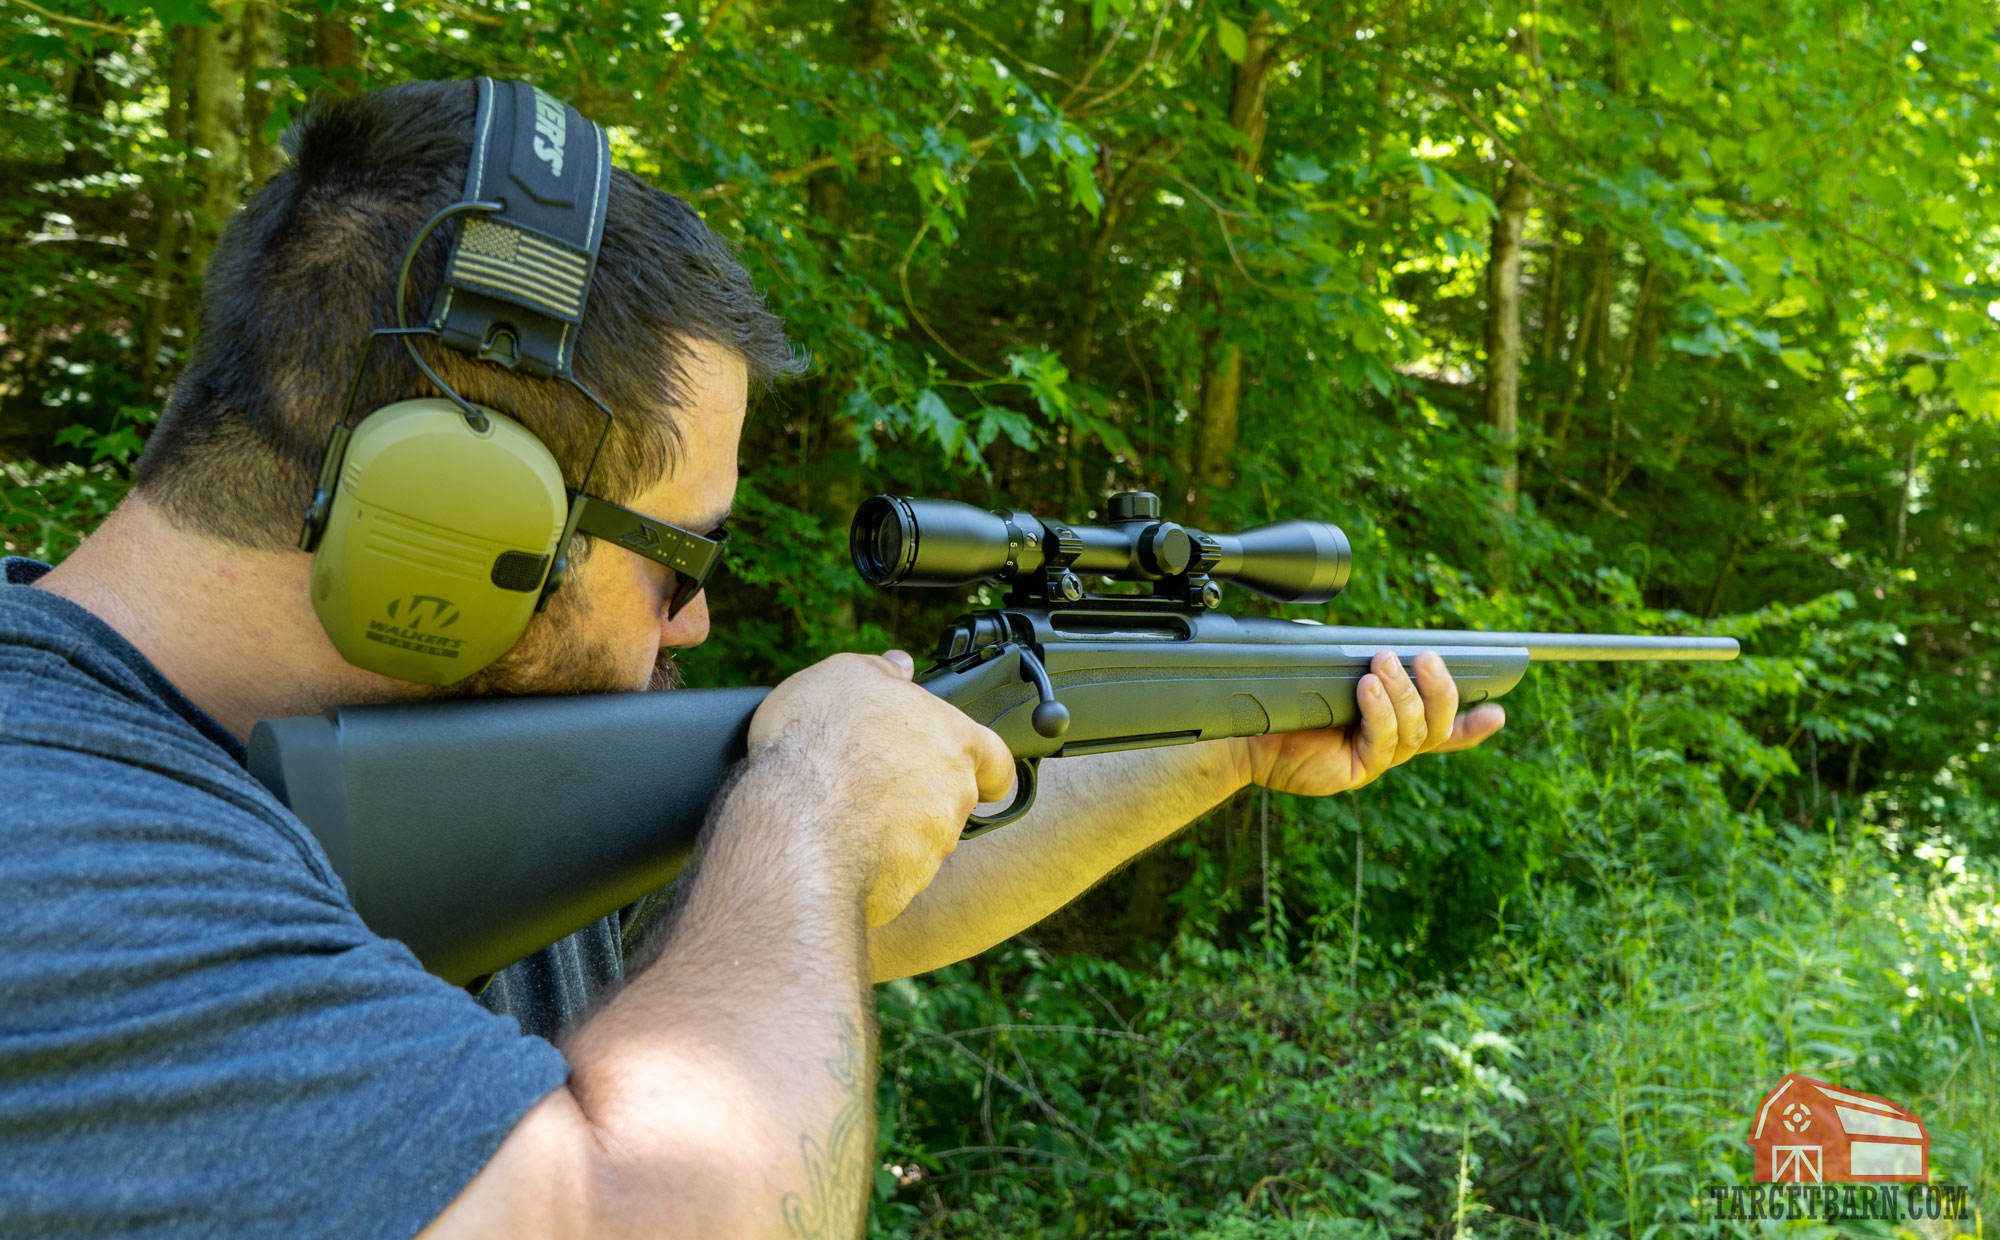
[661,588,711,649]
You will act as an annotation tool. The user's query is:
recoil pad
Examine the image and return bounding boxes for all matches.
[309,399,568,684]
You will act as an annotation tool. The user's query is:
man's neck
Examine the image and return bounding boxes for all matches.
[37,496,405,741]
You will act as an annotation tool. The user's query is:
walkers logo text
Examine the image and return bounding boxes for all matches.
[366,595,464,659]
[531,88,566,178]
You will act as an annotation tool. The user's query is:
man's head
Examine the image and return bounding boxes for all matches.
[131,80,800,695]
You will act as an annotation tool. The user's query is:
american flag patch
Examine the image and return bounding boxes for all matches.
[446,218,590,321]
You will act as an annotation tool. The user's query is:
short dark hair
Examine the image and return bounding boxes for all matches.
[134,79,802,549]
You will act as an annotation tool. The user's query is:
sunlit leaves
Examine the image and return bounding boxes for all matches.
[1213,16,1247,65]
[1271,153,1327,186]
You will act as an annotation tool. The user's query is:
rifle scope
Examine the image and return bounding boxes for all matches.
[851,492,1351,604]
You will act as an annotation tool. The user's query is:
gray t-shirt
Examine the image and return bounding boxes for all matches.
[0,557,579,1238]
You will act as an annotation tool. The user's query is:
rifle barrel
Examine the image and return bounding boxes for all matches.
[1306,625,1738,661]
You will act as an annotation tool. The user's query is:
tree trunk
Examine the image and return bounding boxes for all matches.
[1536,212,1569,365]
[853,0,890,186]
[1191,331,1242,518]
[1224,15,1272,171]
[188,11,246,281]
[1550,225,1613,452]
[60,46,113,179]
[241,0,283,187]
[313,10,360,91]
[138,26,194,397]
[1185,13,1273,528]
[1483,168,1529,520]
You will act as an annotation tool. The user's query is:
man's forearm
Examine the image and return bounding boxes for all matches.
[429,745,878,1240]
[572,745,876,1235]
[867,739,1248,982]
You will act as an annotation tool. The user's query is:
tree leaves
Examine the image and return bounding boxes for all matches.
[1214,15,1248,64]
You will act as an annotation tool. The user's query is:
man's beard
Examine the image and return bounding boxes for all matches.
[415,577,683,702]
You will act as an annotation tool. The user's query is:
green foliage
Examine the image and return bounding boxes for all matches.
[1,404,151,560]
[2,0,1995,1233]
[873,649,2000,1235]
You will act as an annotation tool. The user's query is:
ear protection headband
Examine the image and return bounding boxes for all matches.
[298,79,728,686]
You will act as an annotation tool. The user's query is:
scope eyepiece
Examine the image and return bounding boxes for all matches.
[850,493,1351,604]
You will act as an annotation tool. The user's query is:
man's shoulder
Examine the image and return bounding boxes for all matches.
[0,557,171,727]
[0,559,105,696]
[1,574,233,787]
[0,560,339,886]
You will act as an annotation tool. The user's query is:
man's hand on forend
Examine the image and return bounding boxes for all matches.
[1234,650,1506,796]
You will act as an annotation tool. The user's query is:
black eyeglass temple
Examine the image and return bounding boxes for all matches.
[569,494,729,617]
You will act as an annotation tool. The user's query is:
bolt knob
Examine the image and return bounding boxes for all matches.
[1108,491,1161,522]
[1031,699,1072,738]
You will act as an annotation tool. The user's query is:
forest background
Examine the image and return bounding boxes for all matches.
[2,0,1997,1234]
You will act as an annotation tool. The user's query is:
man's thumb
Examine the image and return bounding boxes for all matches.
[880,649,916,678]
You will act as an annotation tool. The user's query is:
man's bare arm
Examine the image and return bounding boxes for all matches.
[421,653,1013,1240]
[868,650,1507,983]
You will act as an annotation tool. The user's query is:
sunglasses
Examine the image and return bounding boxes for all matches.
[568,493,728,619]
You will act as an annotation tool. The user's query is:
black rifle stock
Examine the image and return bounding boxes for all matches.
[249,493,1739,984]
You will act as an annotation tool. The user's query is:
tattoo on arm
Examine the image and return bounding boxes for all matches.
[781,1014,875,1240]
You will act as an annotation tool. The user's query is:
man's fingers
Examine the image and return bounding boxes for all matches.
[1432,703,1506,753]
[968,725,1017,805]
[1411,651,1460,754]
[1371,650,1428,763]
[1350,671,1399,784]
[874,648,1009,806]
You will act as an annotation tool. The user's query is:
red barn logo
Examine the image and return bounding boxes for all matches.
[1748,1074,1929,1183]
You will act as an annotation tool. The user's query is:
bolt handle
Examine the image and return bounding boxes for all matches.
[1016,646,1071,738]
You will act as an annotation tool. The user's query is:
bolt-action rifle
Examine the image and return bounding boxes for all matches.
[249,492,1738,985]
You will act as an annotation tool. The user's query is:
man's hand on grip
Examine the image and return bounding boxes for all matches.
[747,649,1014,927]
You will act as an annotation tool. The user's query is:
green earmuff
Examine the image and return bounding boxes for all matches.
[308,399,570,685]
[300,78,616,685]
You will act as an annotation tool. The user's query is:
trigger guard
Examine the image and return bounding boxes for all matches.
[963,757,1040,838]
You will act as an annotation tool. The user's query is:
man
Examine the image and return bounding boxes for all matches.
[0,81,1503,1237]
